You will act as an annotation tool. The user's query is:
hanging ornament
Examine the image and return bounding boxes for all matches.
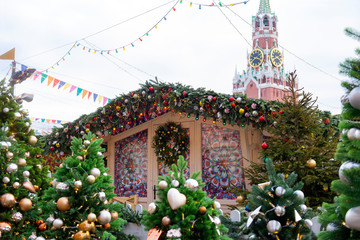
[266,220,281,233]
[23,181,36,193]
[171,179,179,187]
[184,179,199,190]
[38,223,47,231]
[304,219,313,228]
[0,221,11,233]
[57,197,71,211]
[87,175,96,184]
[73,230,91,240]
[7,163,18,173]
[18,158,26,166]
[90,168,101,177]
[149,87,154,92]
[98,191,106,201]
[111,212,119,221]
[229,97,235,102]
[306,159,316,168]
[294,190,304,200]
[274,206,286,217]
[198,206,207,215]
[97,210,111,225]
[258,181,271,190]
[246,206,262,227]
[14,112,21,118]
[348,87,360,110]
[326,223,338,231]
[214,201,221,209]
[13,182,20,188]
[0,193,16,208]
[345,206,360,231]
[261,141,269,150]
[236,195,245,203]
[52,219,63,229]
[74,180,82,188]
[294,209,302,222]
[275,186,286,197]
[2,107,9,113]
[11,212,23,222]
[158,180,168,189]
[87,213,97,222]
[2,177,10,184]
[23,170,30,178]
[167,188,186,210]
[19,198,32,211]
[299,204,307,214]
[28,136,38,145]
[6,151,14,159]
[148,202,157,214]
[167,228,181,239]
[83,140,91,146]
[162,216,171,226]
[56,182,69,191]
[79,220,95,232]
[339,161,360,184]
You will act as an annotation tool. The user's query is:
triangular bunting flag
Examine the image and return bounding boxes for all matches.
[58,81,66,89]
[30,117,35,121]
[0,48,15,60]
[76,87,83,96]
[53,79,60,88]
[46,119,51,123]
[41,119,45,122]
[35,118,40,121]
[108,98,112,103]
[88,92,92,99]
[82,90,88,99]
[98,95,103,104]
[103,97,108,106]
[69,85,77,93]
[63,83,71,91]
[47,76,54,86]
[51,120,56,123]
[41,74,48,83]
[93,93,98,102]
[33,71,41,81]
[21,64,27,72]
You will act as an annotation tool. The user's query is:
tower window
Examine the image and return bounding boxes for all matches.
[273,21,276,30]
[263,16,269,27]
[255,18,260,28]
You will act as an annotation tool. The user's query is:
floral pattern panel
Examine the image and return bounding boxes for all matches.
[114,129,148,197]
[202,124,245,199]
[158,128,190,178]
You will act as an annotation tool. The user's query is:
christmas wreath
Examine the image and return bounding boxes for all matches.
[153,122,189,167]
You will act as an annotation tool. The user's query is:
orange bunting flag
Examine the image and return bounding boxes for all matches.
[47,76,54,86]
[0,48,15,60]
[82,90,88,99]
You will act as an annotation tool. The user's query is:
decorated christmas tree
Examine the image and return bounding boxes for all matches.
[0,78,50,195]
[245,72,340,207]
[141,156,230,240]
[246,158,315,239]
[0,124,39,239]
[36,133,126,240]
[317,28,360,240]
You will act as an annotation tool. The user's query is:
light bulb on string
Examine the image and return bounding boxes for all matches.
[190,2,192,7]
[155,26,157,29]
[116,49,118,53]
[164,17,167,20]
[123,47,125,51]
[199,5,201,9]
[131,43,134,47]
[101,52,103,55]
[139,38,143,41]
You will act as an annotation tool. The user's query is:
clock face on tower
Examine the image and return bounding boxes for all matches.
[248,48,264,68]
[270,48,283,67]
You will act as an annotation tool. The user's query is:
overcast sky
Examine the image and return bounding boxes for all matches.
[0,0,359,122]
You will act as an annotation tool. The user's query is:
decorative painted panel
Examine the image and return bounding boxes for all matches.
[158,128,190,178]
[114,130,148,197]
[202,124,245,199]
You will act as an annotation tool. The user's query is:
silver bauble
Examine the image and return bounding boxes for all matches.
[348,87,360,110]
[6,151,14,159]
[74,180,82,188]
[294,190,304,200]
[304,219,313,228]
[97,152,103,157]
[87,175,96,184]
[299,204,308,214]
[3,107,9,113]
[14,112,21,118]
[345,206,360,231]
[339,161,360,184]
[98,191,106,201]
[7,163,18,173]
[148,202,157,214]
[275,186,286,197]
[97,210,111,225]
[347,128,357,140]
[2,177,10,184]
[12,212,23,222]
[13,182,20,188]
[171,179,179,187]
[23,170,30,178]
[326,223,338,231]
[90,168,101,177]
[52,218,64,229]
[266,220,282,233]
[184,179,199,190]
[83,140,91,146]
[274,206,286,217]
[159,180,168,189]
[355,129,360,140]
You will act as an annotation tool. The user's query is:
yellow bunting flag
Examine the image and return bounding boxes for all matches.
[63,83,71,91]
[98,95,103,104]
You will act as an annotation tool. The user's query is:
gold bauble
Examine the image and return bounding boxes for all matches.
[38,222,47,231]
[28,136,38,145]
[0,222,11,232]
[236,195,245,203]
[306,159,316,169]
[18,158,27,166]
[78,221,95,232]
[19,198,32,211]
[111,212,118,221]
[34,185,39,192]
[57,197,71,211]
[103,223,111,229]
[23,181,36,193]
[87,213,97,222]
[198,206,207,215]
[0,193,16,208]
[73,231,91,240]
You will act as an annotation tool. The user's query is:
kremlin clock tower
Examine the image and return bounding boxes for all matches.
[232,0,298,101]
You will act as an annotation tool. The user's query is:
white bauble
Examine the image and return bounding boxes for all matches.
[98,191,106,201]
[347,128,357,140]
[87,175,96,184]
[339,161,360,184]
[3,107,9,113]
[304,219,313,228]
[159,180,168,189]
[84,140,91,146]
[148,202,157,214]
[275,186,286,197]
[348,87,360,110]
[345,206,360,231]
[90,168,101,177]
[13,182,20,188]
[214,201,221,209]
[213,216,221,225]
[171,179,179,187]
[6,151,14,159]
[98,210,111,225]
[275,206,286,217]
[14,112,21,118]
[2,177,10,184]
[23,170,30,178]
[7,163,18,173]
[97,152,103,157]
[355,129,360,140]
[18,158,26,166]
[0,141,8,149]
[267,220,281,233]
[294,190,304,200]
[53,219,63,229]
[74,180,82,188]
[184,179,199,190]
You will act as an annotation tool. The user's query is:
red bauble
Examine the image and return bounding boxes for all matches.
[168,88,172,91]
[229,97,235,102]
[183,91,187,97]
[231,102,236,107]
[149,87,154,92]
[279,110,283,114]
[163,101,168,106]
[130,92,134,97]
[324,118,330,125]
[50,146,55,151]
[259,116,265,122]
[261,142,268,149]
[162,94,168,100]
[213,97,217,101]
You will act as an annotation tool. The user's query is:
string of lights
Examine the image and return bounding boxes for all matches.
[180,0,250,8]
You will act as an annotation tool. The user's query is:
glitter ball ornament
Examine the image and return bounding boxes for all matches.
[267,220,281,233]
[98,191,106,201]
[11,212,23,222]
[7,163,18,173]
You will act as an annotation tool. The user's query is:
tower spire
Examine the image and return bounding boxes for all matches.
[258,0,271,14]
